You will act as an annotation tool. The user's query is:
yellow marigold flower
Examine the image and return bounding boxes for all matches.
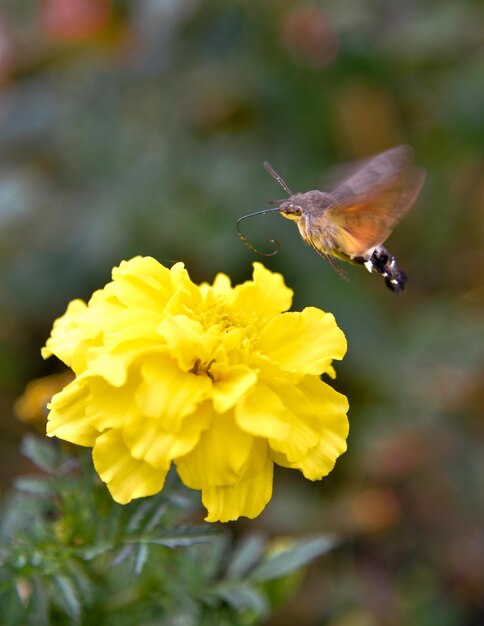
[43,257,349,522]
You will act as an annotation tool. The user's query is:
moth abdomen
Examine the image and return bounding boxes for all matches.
[356,246,407,293]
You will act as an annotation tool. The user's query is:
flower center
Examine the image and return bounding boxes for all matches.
[202,301,233,328]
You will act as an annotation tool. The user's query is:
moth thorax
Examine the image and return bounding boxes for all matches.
[298,191,335,217]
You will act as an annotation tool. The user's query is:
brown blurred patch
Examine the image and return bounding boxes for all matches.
[351,487,400,534]
[330,82,403,158]
[0,13,15,87]
[181,68,255,134]
[367,428,427,478]
[326,609,379,626]
[279,6,339,69]
[39,0,111,42]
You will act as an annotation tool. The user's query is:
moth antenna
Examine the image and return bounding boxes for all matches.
[236,208,281,257]
[264,161,293,195]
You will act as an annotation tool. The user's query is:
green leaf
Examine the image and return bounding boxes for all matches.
[144,502,168,532]
[52,574,81,622]
[166,491,198,512]
[134,543,148,575]
[212,584,270,618]
[226,534,266,580]
[193,533,231,581]
[126,500,155,533]
[134,535,211,548]
[64,561,93,604]
[14,477,55,497]
[249,536,337,583]
[28,577,50,626]
[111,545,132,567]
[169,606,201,626]
[130,525,218,549]
[20,437,64,474]
[76,542,114,561]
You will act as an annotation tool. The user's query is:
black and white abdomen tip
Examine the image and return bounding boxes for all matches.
[359,246,407,293]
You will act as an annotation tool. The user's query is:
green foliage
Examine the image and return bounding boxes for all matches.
[0,437,335,625]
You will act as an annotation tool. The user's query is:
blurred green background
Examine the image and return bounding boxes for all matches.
[0,1,483,624]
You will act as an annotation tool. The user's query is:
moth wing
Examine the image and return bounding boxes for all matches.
[327,145,415,201]
[323,147,425,258]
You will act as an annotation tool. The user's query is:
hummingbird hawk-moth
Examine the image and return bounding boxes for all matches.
[237,145,426,293]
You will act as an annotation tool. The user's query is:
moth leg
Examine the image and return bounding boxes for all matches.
[325,253,350,282]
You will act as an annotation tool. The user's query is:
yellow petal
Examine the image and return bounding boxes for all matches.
[109,257,178,312]
[42,299,94,372]
[42,287,127,374]
[265,381,321,462]
[293,429,347,479]
[232,263,293,324]
[122,402,213,469]
[176,414,259,489]
[47,375,138,445]
[157,315,218,372]
[270,376,349,479]
[202,455,273,522]
[166,262,203,313]
[300,375,349,420]
[256,307,347,375]
[84,375,139,432]
[210,364,257,413]
[211,272,233,297]
[85,308,165,386]
[101,308,163,350]
[235,383,292,440]
[47,378,96,446]
[136,353,212,430]
[83,287,125,326]
[83,349,130,387]
[93,429,167,504]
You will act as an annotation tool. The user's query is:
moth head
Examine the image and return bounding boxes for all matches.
[277,198,303,221]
